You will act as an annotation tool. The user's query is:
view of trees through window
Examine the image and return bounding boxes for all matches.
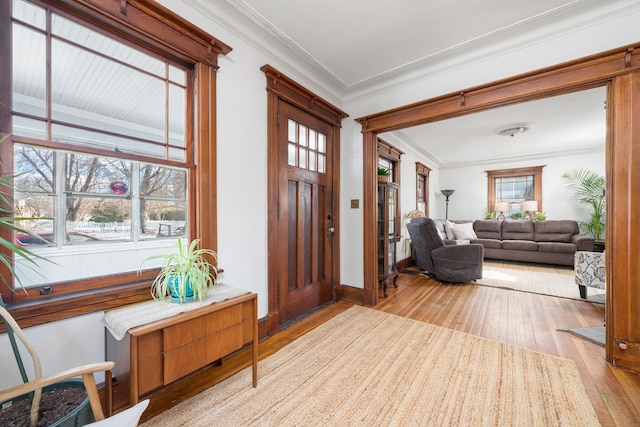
[14,145,187,246]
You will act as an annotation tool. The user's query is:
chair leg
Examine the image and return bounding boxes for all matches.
[578,285,587,299]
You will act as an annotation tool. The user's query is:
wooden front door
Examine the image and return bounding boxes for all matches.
[276,101,335,325]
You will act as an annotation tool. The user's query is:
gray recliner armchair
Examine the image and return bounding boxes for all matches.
[407,217,483,282]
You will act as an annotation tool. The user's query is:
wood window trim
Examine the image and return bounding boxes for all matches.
[377,138,404,162]
[486,166,544,213]
[0,0,230,327]
[416,162,431,213]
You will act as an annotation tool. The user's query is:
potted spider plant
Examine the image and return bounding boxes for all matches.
[141,238,217,303]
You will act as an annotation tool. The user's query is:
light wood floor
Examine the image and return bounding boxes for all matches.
[140,271,640,426]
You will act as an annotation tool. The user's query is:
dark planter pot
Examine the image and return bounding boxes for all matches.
[0,380,93,427]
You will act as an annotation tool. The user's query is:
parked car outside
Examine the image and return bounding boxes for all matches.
[14,231,100,246]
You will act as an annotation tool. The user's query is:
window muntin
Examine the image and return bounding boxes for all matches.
[494,176,534,217]
[10,0,191,288]
[12,0,188,162]
[14,144,187,241]
[287,118,326,172]
[487,166,544,218]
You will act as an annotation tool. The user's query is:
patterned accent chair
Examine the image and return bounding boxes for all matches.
[574,251,606,299]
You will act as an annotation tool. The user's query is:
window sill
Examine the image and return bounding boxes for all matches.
[3,268,224,331]
[3,281,153,331]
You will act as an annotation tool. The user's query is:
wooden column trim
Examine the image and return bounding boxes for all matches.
[193,63,217,253]
[609,72,640,371]
[363,130,378,306]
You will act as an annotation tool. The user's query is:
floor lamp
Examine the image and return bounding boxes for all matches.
[441,189,455,220]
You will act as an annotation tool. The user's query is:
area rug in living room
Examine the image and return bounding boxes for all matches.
[141,306,600,427]
[476,260,605,302]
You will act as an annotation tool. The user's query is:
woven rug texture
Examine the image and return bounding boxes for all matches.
[476,260,605,302]
[141,306,600,427]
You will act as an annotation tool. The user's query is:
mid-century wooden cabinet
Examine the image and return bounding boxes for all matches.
[106,292,257,408]
[377,181,398,297]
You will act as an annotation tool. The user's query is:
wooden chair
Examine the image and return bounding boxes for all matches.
[0,297,115,427]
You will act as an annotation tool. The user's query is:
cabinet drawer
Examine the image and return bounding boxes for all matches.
[138,353,164,395]
[164,323,243,384]
[138,330,162,360]
[163,305,242,351]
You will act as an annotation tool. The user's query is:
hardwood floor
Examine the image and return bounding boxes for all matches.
[139,271,640,426]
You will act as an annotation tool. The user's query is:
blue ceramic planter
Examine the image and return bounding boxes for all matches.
[168,276,194,303]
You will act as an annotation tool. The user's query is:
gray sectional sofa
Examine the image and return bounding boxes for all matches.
[430,219,594,267]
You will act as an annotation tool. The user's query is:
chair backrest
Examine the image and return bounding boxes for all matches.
[407,218,445,272]
[0,295,33,385]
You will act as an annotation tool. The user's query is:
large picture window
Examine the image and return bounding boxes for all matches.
[0,0,230,315]
[10,0,189,288]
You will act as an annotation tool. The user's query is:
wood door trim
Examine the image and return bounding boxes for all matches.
[356,43,640,372]
[262,65,347,335]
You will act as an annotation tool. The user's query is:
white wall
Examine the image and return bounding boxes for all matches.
[439,150,605,221]
[0,312,105,388]
[1,1,637,391]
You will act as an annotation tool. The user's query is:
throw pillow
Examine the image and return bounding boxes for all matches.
[452,222,478,240]
[444,220,456,240]
[85,399,149,427]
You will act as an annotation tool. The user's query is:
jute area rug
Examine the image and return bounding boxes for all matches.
[476,260,605,302]
[141,306,600,427]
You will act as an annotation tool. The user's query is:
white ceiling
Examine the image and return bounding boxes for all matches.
[221,0,628,165]
[380,86,607,168]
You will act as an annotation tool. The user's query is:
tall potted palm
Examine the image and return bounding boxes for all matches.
[561,168,606,240]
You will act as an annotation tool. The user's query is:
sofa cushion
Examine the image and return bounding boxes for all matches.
[501,220,534,241]
[502,239,538,251]
[473,238,502,249]
[473,220,502,240]
[537,242,577,254]
[534,220,578,243]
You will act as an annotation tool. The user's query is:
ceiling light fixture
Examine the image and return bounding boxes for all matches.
[497,125,529,137]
